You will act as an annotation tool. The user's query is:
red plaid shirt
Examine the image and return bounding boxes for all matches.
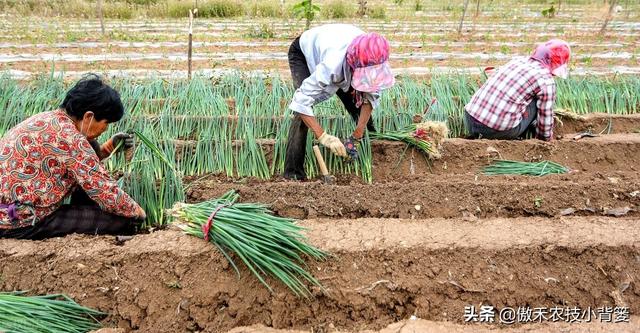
[465,57,557,140]
[0,110,144,229]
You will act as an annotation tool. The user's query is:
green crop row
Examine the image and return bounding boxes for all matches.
[1,72,639,226]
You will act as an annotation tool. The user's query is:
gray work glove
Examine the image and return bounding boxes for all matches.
[111,132,135,151]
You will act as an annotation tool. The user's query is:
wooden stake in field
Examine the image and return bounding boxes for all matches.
[97,0,105,35]
[188,9,196,80]
[557,0,562,14]
[458,0,470,35]
[599,0,618,35]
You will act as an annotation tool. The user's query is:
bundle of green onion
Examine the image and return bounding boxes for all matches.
[0,292,103,333]
[483,160,569,176]
[370,121,448,158]
[171,190,327,298]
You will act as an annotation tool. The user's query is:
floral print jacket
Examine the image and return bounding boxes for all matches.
[0,110,144,229]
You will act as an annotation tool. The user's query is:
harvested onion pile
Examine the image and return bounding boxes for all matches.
[171,190,327,298]
[0,292,103,333]
[483,160,569,176]
[371,121,449,158]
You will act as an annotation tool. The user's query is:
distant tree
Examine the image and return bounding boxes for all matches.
[292,0,320,30]
[293,0,320,30]
[357,0,368,17]
[542,5,556,18]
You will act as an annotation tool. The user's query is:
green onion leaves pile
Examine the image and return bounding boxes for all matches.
[0,292,103,333]
[483,160,569,176]
[172,190,327,298]
[370,121,448,158]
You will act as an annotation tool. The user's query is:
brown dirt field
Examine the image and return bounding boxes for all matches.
[555,114,640,137]
[0,42,628,58]
[187,173,640,219]
[95,316,640,333]
[3,33,638,48]
[0,56,630,73]
[2,12,640,333]
[370,134,640,178]
[432,134,640,175]
[2,217,639,332]
[230,317,640,333]
[185,134,640,219]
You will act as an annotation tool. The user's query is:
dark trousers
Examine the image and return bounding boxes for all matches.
[0,189,140,240]
[283,36,375,180]
[465,99,538,140]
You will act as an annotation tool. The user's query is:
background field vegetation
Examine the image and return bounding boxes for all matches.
[0,0,636,19]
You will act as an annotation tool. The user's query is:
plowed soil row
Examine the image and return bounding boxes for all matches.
[1,217,638,332]
[554,114,640,137]
[374,134,640,178]
[94,317,640,333]
[224,317,640,333]
[184,133,640,219]
[187,173,639,219]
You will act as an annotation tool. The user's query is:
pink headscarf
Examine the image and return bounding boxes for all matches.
[345,32,395,106]
[531,39,571,79]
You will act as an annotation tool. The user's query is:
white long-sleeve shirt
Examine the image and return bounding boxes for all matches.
[289,24,380,116]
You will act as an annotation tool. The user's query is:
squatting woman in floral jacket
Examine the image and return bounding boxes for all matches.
[0,74,145,239]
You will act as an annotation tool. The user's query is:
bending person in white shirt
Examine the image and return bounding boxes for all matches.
[284,24,395,180]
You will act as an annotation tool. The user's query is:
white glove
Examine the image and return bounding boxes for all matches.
[318,133,347,157]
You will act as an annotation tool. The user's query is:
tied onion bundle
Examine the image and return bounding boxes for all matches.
[370,121,448,158]
[0,292,103,333]
[171,190,327,298]
[483,160,569,176]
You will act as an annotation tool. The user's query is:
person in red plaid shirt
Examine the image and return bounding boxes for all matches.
[465,39,571,141]
[0,74,146,239]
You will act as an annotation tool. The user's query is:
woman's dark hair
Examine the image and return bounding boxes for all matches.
[60,74,124,123]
